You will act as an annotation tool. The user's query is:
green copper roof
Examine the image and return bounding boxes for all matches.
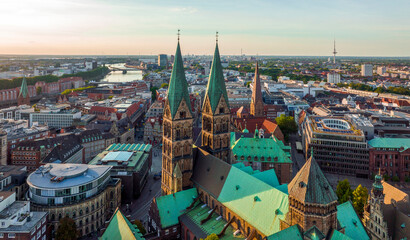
[217,166,289,236]
[252,170,280,188]
[373,174,383,191]
[167,42,192,119]
[231,135,292,164]
[155,188,197,228]
[304,226,325,240]
[336,201,370,240]
[368,138,410,150]
[19,77,29,98]
[266,225,303,240]
[203,43,229,113]
[100,208,144,240]
[181,202,241,240]
[329,230,352,240]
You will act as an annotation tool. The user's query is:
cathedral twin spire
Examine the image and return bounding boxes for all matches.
[166,39,192,119]
[203,41,229,113]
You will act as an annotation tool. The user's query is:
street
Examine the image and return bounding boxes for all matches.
[121,134,163,227]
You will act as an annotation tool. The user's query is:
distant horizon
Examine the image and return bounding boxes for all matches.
[1,0,410,56]
[1,53,410,58]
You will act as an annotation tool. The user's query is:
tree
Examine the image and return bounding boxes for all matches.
[201,233,219,240]
[150,87,159,101]
[36,86,42,95]
[352,184,368,217]
[275,115,297,142]
[133,219,146,235]
[336,179,352,204]
[246,81,252,87]
[160,83,169,89]
[56,217,77,240]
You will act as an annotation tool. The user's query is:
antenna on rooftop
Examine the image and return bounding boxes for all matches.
[333,39,337,64]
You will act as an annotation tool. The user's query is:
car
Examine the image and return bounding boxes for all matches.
[153,172,161,180]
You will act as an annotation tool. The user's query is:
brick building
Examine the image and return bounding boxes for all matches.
[368,138,410,181]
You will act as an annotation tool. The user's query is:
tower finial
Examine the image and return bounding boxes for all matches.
[216,31,218,44]
[177,29,180,42]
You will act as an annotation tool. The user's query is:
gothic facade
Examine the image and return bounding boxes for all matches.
[201,43,231,162]
[161,42,194,196]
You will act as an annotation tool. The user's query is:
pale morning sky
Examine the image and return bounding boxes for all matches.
[1,0,409,56]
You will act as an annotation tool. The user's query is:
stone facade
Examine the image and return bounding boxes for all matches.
[201,95,231,162]
[161,98,193,195]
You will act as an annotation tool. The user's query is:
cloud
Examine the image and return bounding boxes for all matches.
[170,7,198,14]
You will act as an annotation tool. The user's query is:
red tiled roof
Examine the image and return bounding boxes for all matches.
[126,102,140,116]
[233,117,284,141]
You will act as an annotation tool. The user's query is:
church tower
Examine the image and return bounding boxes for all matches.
[17,77,30,106]
[363,171,388,240]
[201,35,231,162]
[161,36,194,196]
[250,62,264,117]
[282,150,338,236]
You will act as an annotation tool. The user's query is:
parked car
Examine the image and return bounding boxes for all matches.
[153,172,161,180]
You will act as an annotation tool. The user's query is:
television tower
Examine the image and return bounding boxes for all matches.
[332,39,337,64]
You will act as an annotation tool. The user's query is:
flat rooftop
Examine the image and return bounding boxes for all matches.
[0,201,27,219]
[102,152,133,162]
[309,116,363,136]
[0,212,47,233]
[27,164,111,189]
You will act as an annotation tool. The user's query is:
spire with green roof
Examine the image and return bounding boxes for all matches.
[166,36,192,119]
[19,77,29,98]
[203,39,229,114]
[372,168,384,197]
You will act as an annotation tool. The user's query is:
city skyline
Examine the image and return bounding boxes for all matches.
[1,0,410,56]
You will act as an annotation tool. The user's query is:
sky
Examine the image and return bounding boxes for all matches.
[1,0,409,56]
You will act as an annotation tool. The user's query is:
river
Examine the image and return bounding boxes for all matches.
[102,63,143,83]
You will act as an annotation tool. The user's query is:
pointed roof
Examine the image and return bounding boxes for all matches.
[101,208,145,240]
[173,164,182,178]
[203,43,229,113]
[288,152,337,205]
[252,62,262,104]
[167,42,192,119]
[19,77,29,98]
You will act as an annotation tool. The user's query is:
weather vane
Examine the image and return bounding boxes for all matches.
[216,31,219,43]
[177,29,180,42]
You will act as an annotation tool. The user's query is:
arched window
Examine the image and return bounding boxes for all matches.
[92,204,95,211]
[86,207,89,214]
[79,209,83,216]
[86,227,89,234]
[72,211,76,219]
[110,191,114,200]
[58,213,62,220]
[51,214,55,221]
[79,220,83,226]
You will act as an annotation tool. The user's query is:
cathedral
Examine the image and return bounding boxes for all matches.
[154,37,369,240]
